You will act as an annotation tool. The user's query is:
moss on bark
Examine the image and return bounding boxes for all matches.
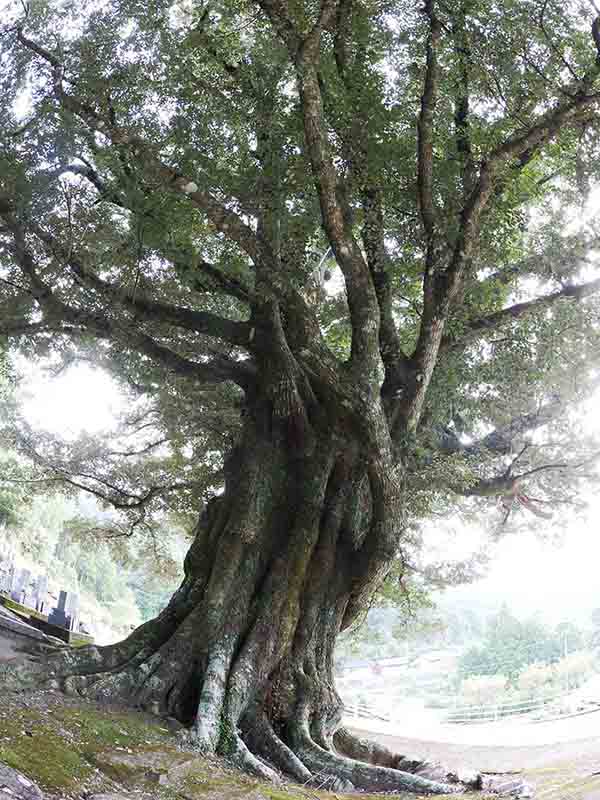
[0,415,484,795]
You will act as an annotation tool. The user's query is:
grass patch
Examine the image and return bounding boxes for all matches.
[49,704,170,750]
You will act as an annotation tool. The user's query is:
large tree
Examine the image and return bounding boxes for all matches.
[1,0,600,793]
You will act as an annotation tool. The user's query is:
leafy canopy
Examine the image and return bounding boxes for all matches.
[0,0,599,562]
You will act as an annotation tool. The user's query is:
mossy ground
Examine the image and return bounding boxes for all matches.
[2,691,597,800]
[0,697,175,796]
[0,692,486,800]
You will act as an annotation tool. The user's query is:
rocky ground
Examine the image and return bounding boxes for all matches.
[0,690,597,800]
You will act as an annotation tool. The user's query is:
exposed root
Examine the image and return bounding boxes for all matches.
[241,709,313,783]
[0,644,105,691]
[331,728,535,796]
[228,733,282,784]
[190,642,234,752]
[1,653,512,796]
[307,774,355,792]
[333,727,486,790]
[189,716,220,754]
[334,726,478,782]
[289,725,460,795]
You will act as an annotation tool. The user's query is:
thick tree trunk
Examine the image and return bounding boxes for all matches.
[0,411,479,794]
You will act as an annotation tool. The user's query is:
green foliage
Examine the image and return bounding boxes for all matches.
[129,573,177,620]
[458,606,582,683]
[0,0,599,637]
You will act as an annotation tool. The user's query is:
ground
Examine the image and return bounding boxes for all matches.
[349,727,600,800]
[0,691,486,800]
[0,690,598,800]
[0,690,466,800]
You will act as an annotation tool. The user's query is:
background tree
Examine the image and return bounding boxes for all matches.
[459,606,565,683]
[0,450,26,529]
[1,0,600,793]
[0,355,30,529]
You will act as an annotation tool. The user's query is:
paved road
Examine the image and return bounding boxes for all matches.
[345,705,600,746]
[348,724,600,799]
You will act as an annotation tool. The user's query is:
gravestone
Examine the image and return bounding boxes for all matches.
[34,574,48,613]
[66,592,80,631]
[6,561,16,595]
[0,554,15,593]
[10,568,30,604]
[22,574,39,610]
[48,589,70,629]
[7,567,21,600]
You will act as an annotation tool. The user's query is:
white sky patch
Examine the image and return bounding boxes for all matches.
[18,362,126,439]
[444,506,600,626]
[12,88,33,121]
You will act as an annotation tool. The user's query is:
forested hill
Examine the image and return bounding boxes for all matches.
[0,463,182,643]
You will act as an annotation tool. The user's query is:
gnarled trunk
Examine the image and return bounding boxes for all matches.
[0,408,476,794]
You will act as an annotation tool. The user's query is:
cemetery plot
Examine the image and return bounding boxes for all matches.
[0,547,93,647]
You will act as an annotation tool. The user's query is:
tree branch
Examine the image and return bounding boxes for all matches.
[417,0,441,244]
[312,9,409,383]
[15,30,266,266]
[452,1,475,200]
[450,76,600,282]
[0,320,77,338]
[0,203,254,388]
[333,0,353,79]
[255,0,384,377]
[397,13,600,432]
[53,165,338,402]
[451,450,600,500]
[392,3,447,431]
[14,20,348,400]
[361,187,411,384]
[63,161,253,303]
[443,275,600,352]
[27,219,252,347]
[457,397,567,456]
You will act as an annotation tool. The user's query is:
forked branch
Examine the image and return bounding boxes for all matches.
[0,203,254,388]
[443,275,600,352]
[255,0,383,377]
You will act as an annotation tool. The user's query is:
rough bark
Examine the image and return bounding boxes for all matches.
[1,8,598,800]
[0,405,478,795]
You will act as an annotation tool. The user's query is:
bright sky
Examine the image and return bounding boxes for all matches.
[17,362,125,440]
[442,518,600,627]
